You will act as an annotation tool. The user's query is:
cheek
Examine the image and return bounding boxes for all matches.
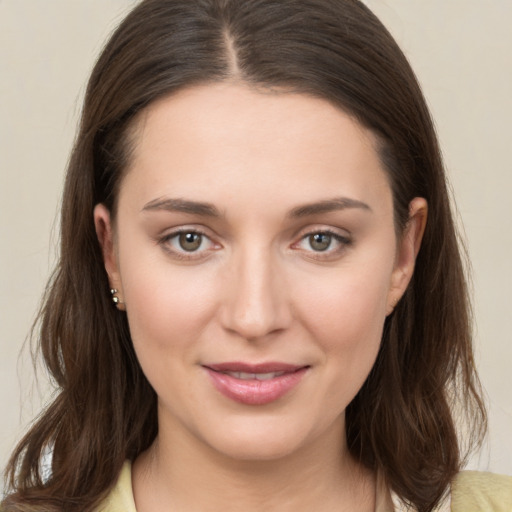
[117,240,219,368]
[294,260,393,396]
[299,263,391,344]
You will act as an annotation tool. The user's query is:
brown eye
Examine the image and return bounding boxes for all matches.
[160,229,218,260]
[178,232,203,252]
[308,233,332,251]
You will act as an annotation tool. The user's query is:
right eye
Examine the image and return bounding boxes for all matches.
[159,229,218,260]
[175,232,205,252]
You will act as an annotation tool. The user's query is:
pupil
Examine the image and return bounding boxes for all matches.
[310,233,331,251]
[179,232,202,251]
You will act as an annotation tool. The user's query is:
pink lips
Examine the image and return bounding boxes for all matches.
[204,362,308,405]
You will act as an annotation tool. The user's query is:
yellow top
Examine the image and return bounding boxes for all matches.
[97,462,137,512]
[450,471,512,512]
[97,461,512,512]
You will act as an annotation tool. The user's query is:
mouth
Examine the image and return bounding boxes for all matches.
[203,362,309,406]
[217,370,286,381]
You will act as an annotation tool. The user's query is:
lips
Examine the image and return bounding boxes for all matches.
[203,362,309,405]
[219,371,286,381]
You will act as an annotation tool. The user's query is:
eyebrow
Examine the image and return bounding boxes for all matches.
[142,197,221,217]
[287,197,372,218]
[141,196,371,218]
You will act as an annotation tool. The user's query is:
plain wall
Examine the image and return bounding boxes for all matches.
[1,0,511,479]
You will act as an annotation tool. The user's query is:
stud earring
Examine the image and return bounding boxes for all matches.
[110,288,125,308]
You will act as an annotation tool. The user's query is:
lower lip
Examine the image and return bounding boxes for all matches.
[204,367,308,406]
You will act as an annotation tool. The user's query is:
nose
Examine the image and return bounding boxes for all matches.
[220,247,292,341]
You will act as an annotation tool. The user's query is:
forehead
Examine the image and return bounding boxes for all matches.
[120,83,392,217]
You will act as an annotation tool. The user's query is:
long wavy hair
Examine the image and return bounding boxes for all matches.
[3,1,486,511]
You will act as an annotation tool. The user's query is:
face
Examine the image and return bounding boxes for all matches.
[95,83,426,462]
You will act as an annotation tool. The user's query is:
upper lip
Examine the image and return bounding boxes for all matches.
[204,362,307,373]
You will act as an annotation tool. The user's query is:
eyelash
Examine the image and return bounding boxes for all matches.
[158,228,351,261]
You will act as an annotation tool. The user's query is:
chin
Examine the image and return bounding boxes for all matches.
[197,414,339,463]
[209,435,306,463]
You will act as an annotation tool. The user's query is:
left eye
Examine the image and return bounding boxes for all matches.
[295,231,349,254]
[307,233,334,252]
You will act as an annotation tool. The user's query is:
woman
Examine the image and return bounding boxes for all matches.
[3,0,510,511]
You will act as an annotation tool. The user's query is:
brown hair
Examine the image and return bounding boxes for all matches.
[3,1,486,511]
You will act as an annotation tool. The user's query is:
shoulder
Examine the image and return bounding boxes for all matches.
[93,464,512,512]
[389,472,511,512]
[95,461,137,512]
[451,471,512,512]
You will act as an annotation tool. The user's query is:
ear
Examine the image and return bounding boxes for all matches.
[386,197,428,315]
[94,203,125,309]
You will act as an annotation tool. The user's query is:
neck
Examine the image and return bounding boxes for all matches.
[132,413,375,512]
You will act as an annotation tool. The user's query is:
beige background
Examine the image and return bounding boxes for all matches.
[1,0,511,479]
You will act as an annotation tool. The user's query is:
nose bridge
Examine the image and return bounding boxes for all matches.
[222,242,289,340]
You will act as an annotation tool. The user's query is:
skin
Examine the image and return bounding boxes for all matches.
[95,83,427,512]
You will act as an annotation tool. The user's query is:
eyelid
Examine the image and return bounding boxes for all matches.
[293,224,352,242]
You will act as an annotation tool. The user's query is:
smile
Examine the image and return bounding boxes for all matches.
[203,362,309,406]
[221,371,285,380]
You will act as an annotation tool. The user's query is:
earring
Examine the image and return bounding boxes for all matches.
[110,288,125,308]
